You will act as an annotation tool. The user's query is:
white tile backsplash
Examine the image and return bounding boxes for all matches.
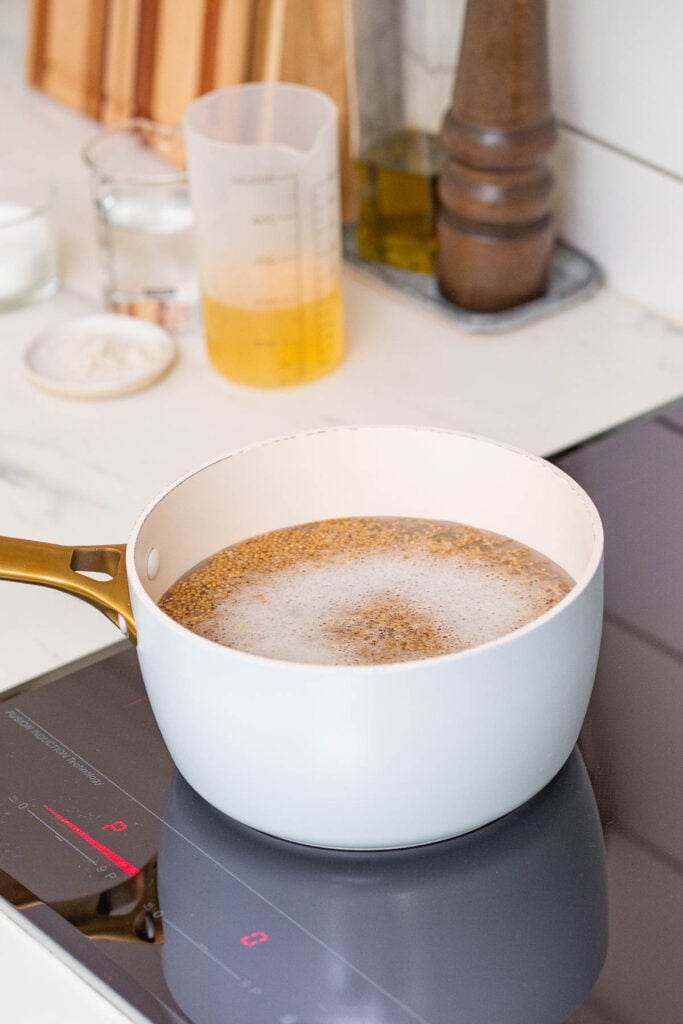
[554,128,683,324]
[549,0,683,323]
[548,0,683,179]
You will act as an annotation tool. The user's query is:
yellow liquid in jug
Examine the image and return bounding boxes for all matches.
[202,285,344,388]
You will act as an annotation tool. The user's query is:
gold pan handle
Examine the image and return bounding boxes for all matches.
[0,537,136,644]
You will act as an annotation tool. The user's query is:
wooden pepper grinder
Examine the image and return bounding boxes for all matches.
[437,0,557,312]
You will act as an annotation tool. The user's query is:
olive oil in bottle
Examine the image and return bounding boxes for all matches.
[355,128,447,274]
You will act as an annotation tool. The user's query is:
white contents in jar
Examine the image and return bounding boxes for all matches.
[0,201,55,302]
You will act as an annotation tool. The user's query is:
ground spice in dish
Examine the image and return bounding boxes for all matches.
[158,516,574,665]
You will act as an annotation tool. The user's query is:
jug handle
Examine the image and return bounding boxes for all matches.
[0,537,136,644]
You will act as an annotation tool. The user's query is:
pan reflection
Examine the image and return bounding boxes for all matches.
[156,749,607,1024]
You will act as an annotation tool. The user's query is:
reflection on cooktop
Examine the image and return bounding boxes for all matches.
[157,751,606,1024]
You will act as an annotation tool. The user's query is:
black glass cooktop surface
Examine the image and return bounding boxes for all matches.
[1,399,682,1024]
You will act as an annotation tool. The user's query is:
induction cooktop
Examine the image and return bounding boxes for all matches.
[1,399,682,1024]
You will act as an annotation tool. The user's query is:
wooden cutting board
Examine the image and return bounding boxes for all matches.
[26,0,108,118]
[26,0,357,220]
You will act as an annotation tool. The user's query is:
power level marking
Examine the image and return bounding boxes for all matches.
[43,805,139,877]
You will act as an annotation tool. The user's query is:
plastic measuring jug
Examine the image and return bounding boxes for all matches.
[183,83,344,388]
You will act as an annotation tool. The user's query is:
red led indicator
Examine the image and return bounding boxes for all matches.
[240,931,269,947]
[43,805,139,877]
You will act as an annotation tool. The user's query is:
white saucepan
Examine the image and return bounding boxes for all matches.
[0,426,604,849]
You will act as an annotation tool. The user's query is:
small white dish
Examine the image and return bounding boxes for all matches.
[24,313,176,398]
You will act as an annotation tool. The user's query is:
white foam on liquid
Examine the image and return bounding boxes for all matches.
[195,550,564,665]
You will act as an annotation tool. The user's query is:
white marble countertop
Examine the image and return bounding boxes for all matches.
[2,2,683,1021]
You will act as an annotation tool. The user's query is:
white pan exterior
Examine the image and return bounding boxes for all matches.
[127,427,604,849]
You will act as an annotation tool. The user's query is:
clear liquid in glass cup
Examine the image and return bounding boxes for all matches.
[83,119,199,332]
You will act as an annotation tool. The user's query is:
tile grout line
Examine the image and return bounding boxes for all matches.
[558,120,683,186]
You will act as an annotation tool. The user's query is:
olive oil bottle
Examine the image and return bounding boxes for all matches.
[355,128,447,274]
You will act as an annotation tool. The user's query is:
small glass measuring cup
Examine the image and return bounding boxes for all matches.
[83,120,199,332]
[183,83,345,388]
